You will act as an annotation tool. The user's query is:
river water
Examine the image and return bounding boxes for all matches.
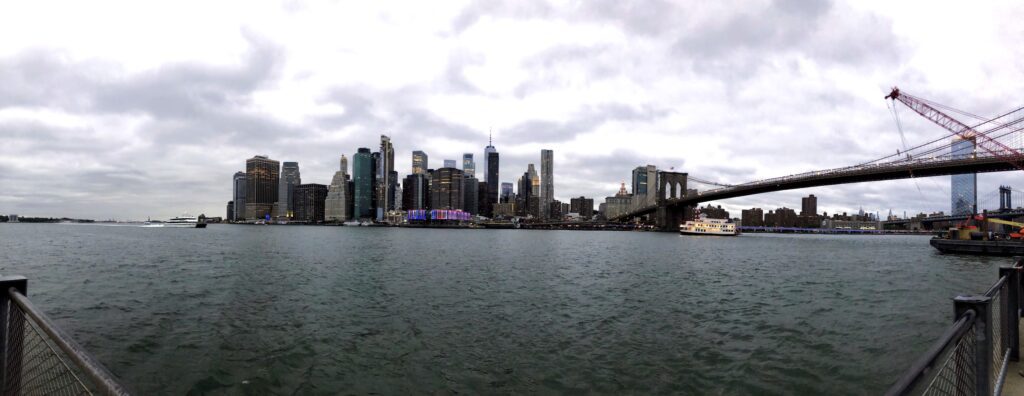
[0,223,1009,395]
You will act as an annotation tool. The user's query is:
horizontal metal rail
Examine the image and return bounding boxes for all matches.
[7,289,131,395]
[885,310,977,396]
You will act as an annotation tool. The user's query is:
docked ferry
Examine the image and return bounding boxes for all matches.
[166,215,206,228]
[680,215,737,236]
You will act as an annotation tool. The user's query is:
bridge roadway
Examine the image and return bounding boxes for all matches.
[612,154,1023,221]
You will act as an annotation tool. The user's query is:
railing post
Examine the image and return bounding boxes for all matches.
[0,276,27,395]
[955,295,993,396]
[1001,266,1020,361]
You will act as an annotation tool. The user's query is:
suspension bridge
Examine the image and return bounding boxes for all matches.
[608,88,1024,230]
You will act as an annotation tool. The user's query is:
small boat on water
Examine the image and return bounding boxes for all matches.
[166,214,206,228]
[680,214,737,236]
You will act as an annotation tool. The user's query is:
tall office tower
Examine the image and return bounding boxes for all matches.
[463,176,479,214]
[226,201,234,221]
[500,182,513,203]
[325,155,350,222]
[244,155,280,220]
[516,172,533,217]
[402,173,430,210]
[527,164,539,198]
[484,132,496,184]
[570,197,595,219]
[274,161,301,219]
[463,153,476,178]
[951,136,977,215]
[444,159,457,168]
[430,168,464,210]
[800,194,817,216]
[376,135,395,221]
[353,148,374,219]
[292,184,328,223]
[540,149,554,218]
[485,150,499,216]
[412,150,429,175]
[232,171,246,221]
[390,171,400,211]
[346,180,355,219]
[631,165,658,205]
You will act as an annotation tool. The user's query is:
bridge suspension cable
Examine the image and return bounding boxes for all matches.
[688,176,734,188]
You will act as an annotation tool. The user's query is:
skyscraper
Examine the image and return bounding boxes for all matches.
[244,155,279,220]
[463,153,475,178]
[444,159,456,168]
[463,176,479,214]
[353,148,374,219]
[631,165,658,206]
[500,182,513,203]
[412,150,428,175]
[540,149,553,218]
[275,161,300,219]
[430,167,464,210]
[951,136,977,215]
[232,171,246,221]
[377,135,395,221]
[292,184,328,223]
[485,151,499,217]
[800,194,817,216]
[325,155,350,222]
[484,132,496,184]
[402,173,429,210]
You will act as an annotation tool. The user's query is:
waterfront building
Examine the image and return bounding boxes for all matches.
[632,165,658,206]
[764,207,798,227]
[463,154,475,178]
[951,136,977,215]
[540,149,554,219]
[484,135,499,217]
[402,173,430,210]
[463,176,479,214]
[516,172,533,217]
[412,150,428,175]
[7,214,17,223]
[275,161,301,219]
[699,204,729,219]
[244,155,280,220]
[226,201,234,221]
[353,148,375,219]
[500,182,513,203]
[444,159,456,168]
[293,184,328,223]
[493,202,516,218]
[570,197,594,219]
[346,180,355,219]
[430,167,464,210]
[741,208,765,226]
[232,171,246,221]
[549,200,562,219]
[377,135,395,221]
[801,194,818,216]
[325,155,350,222]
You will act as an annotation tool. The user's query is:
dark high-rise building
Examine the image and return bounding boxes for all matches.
[549,200,562,219]
[292,184,328,223]
[245,155,280,220]
[801,194,818,216]
[484,151,499,216]
[402,173,430,210]
[478,181,488,215]
[540,149,554,218]
[516,172,532,217]
[226,201,234,221]
[742,208,765,227]
[353,148,375,219]
[430,167,464,210]
[463,176,479,214]
[500,182,513,203]
[275,162,300,219]
[346,180,355,219]
[570,196,594,219]
[232,171,246,221]
[377,135,395,220]
[412,150,428,175]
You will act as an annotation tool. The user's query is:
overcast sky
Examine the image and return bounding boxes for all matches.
[2,0,1024,220]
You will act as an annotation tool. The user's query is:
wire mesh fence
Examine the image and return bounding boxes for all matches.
[3,297,91,396]
[920,322,976,396]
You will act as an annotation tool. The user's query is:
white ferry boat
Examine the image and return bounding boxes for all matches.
[166,214,206,228]
[680,214,737,236]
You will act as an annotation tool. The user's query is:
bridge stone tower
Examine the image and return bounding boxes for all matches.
[655,171,688,231]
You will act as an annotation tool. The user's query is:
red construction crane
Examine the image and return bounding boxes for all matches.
[885,87,1024,171]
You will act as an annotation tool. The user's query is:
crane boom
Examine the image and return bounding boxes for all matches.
[885,87,1024,171]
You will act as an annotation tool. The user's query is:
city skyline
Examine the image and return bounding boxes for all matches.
[3,1,1024,220]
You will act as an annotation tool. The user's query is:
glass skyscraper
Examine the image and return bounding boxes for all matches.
[412,151,428,175]
[353,148,374,219]
[540,149,553,218]
[951,136,977,215]
[275,161,300,219]
[232,171,246,221]
[463,153,475,178]
[244,155,279,220]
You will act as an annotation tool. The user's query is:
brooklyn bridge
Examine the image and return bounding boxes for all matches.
[608,88,1024,230]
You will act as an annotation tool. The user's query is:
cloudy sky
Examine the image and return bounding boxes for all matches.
[2,0,1023,220]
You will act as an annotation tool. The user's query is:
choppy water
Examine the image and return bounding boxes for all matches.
[0,223,1009,395]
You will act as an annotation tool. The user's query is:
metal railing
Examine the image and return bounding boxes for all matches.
[0,276,130,395]
[886,261,1022,395]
